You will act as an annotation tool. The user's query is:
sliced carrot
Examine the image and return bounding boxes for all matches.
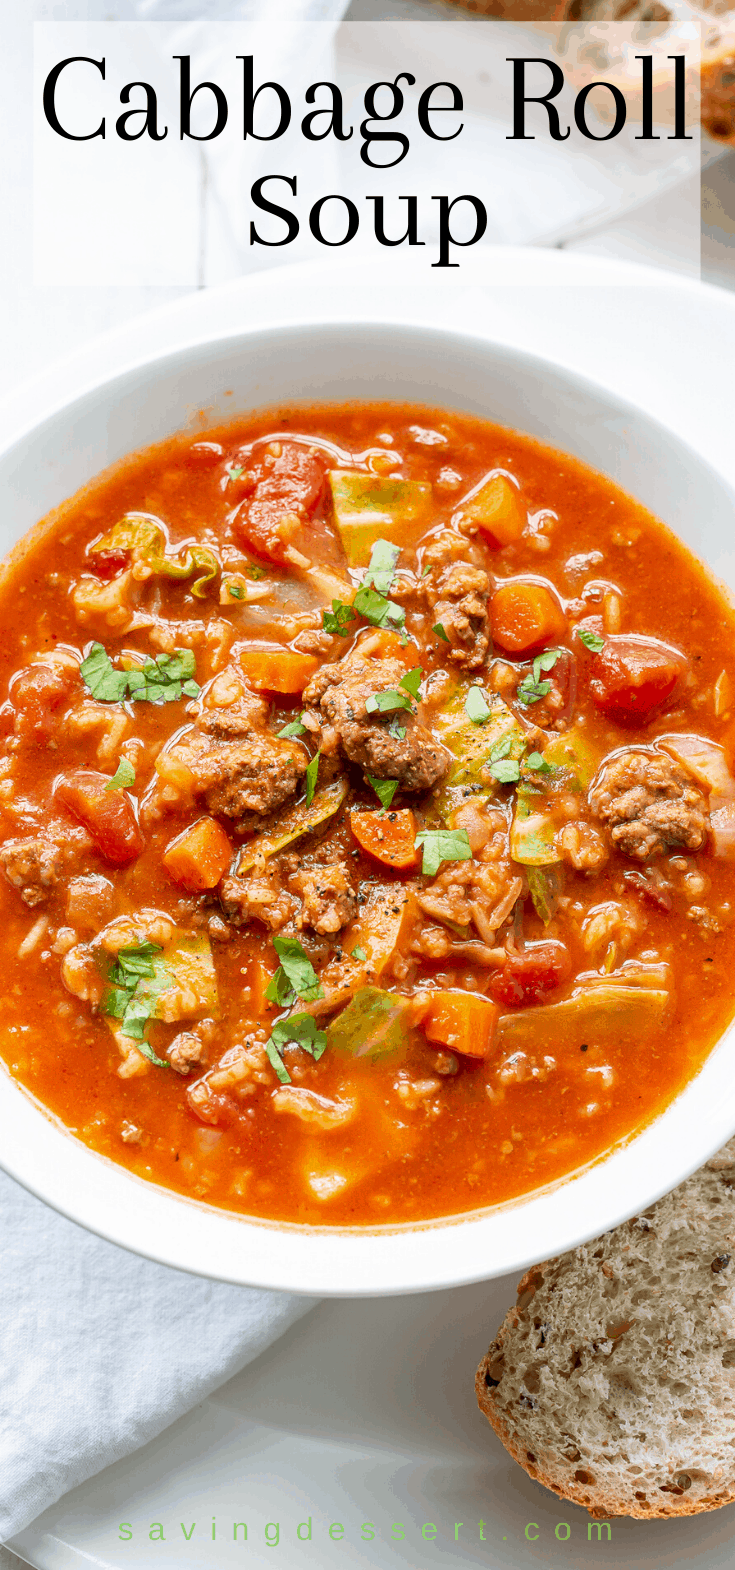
[238,645,319,694]
[350,808,418,870]
[163,816,232,892]
[248,956,279,1019]
[423,990,499,1059]
[355,629,417,668]
[491,581,567,655]
[454,472,525,547]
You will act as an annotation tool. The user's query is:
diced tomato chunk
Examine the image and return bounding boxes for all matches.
[163,817,232,892]
[233,444,326,565]
[424,990,499,1058]
[516,645,577,728]
[54,769,144,866]
[587,634,684,722]
[489,941,570,1008]
[87,547,130,581]
[11,663,76,740]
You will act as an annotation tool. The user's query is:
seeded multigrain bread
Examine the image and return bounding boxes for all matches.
[476,1138,735,1519]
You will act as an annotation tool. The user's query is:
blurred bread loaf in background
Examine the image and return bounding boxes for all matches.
[476,1137,735,1519]
[441,0,735,144]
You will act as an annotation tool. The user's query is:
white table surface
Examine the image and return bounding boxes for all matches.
[0,0,733,1561]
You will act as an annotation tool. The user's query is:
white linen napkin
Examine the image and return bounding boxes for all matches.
[0,1169,316,1541]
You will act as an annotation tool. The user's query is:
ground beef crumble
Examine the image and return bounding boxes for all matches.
[423,561,491,670]
[0,835,62,906]
[293,863,356,935]
[303,654,449,793]
[589,749,709,860]
[170,680,307,821]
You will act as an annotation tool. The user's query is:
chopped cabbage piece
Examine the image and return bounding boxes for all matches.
[497,964,669,1053]
[431,686,525,822]
[329,472,433,565]
[327,987,411,1061]
[236,778,349,874]
[95,514,218,599]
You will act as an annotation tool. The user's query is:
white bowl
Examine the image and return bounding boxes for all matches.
[1,311,734,1297]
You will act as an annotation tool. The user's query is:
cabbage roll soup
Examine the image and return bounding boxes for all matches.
[1,403,734,1226]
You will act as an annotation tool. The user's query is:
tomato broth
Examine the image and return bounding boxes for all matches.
[1,403,734,1225]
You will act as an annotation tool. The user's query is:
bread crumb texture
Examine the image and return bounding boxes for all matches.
[476,1137,735,1519]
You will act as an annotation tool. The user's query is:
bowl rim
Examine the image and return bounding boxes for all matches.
[1,296,735,1296]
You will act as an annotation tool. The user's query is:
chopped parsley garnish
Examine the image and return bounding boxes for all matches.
[465,685,491,725]
[105,758,136,791]
[489,735,512,761]
[352,946,367,962]
[421,564,432,578]
[228,584,245,599]
[81,643,199,705]
[577,626,605,653]
[489,757,521,784]
[414,828,472,877]
[367,775,399,810]
[486,735,521,783]
[515,649,561,707]
[365,688,413,716]
[305,749,321,806]
[533,648,562,681]
[525,750,553,774]
[353,584,405,633]
[102,940,169,1061]
[224,463,244,485]
[265,1037,292,1083]
[247,564,267,581]
[363,538,400,596]
[135,1040,170,1068]
[265,1012,328,1084]
[322,599,357,636]
[278,716,307,738]
[265,935,323,1007]
[517,676,552,706]
[80,643,130,703]
[433,623,449,642]
[264,966,297,1009]
[126,650,200,703]
[399,666,422,699]
[388,717,407,740]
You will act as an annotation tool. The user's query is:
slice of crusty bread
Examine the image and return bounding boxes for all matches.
[476,1137,735,1519]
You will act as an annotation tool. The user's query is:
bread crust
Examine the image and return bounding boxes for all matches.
[476,1140,735,1519]
[437,0,568,15]
[702,37,735,146]
[441,0,735,147]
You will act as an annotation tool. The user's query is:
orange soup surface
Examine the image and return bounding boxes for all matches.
[1,403,734,1225]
